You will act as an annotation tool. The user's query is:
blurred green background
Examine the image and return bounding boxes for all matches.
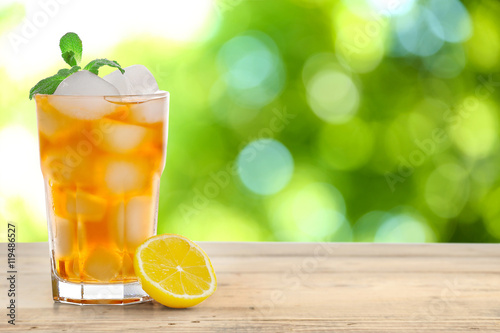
[1,0,500,243]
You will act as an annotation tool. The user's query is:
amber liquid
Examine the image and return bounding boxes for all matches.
[36,95,167,284]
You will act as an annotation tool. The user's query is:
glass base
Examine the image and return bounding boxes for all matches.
[52,274,152,305]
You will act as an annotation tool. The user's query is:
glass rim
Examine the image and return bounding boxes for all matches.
[35,90,169,99]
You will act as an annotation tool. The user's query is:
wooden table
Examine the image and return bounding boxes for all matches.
[0,242,499,332]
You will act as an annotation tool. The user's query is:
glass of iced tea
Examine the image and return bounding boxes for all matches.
[35,92,168,304]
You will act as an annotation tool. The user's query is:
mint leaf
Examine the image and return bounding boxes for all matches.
[29,65,80,99]
[55,65,80,78]
[84,58,124,76]
[60,32,82,66]
[29,77,63,100]
[62,50,77,67]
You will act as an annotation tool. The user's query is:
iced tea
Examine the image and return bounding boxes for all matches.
[36,93,168,297]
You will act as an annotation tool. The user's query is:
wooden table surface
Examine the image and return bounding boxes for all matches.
[0,242,499,332]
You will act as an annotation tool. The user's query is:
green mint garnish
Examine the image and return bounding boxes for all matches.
[59,32,82,67]
[83,59,125,76]
[29,32,125,99]
[29,66,80,100]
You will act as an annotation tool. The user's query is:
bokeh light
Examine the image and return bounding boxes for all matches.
[374,208,436,243]
[427,0,471,43]
[448,98,499,160]
[395,5,444,57]
[303,54,361,124]
[237,139,294,195]
[0,125,46,241]
[425,163,469,219]
[466,6,500,71]
[354,211,391,242]
[334,3,387,73]
[268,179,351,241]
[306,69,360,123]
[168,203,265,241]
[217,31,285,109]
[367,0,415,16]
[0,0,215,80]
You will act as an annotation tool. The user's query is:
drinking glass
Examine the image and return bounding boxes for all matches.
[35,92,169,305]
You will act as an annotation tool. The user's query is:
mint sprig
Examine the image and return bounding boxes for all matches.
[29,32,125,99]
[83,59,124,76]
[29,66,80,99]
[59,32,82,67]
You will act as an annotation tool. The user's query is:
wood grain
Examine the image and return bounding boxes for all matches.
[0,242,499,332]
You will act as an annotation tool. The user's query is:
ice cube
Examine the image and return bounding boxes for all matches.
[65,191,107,221]
[42,152,75,185]
[49,71,120,120]
[55,70,120,96]
[104,65,159,95]
[110,197,154,250]
[100,119,150,154]
[103,70,134,95]
[53,216,75,258]
[37,100,76,141]
[129,97,168,124]
[42,148,96,185]
[124,196,155,249]
[123,65,159,94]
[104,159,147,193]
[84,247,121,281]
[37,107,60,137]
[50,185,72,218]
[110,201,125,249]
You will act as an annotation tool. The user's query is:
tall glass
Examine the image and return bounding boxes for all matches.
[35,92,169,305]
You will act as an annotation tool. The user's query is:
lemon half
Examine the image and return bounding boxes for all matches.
[134,234,217,308]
